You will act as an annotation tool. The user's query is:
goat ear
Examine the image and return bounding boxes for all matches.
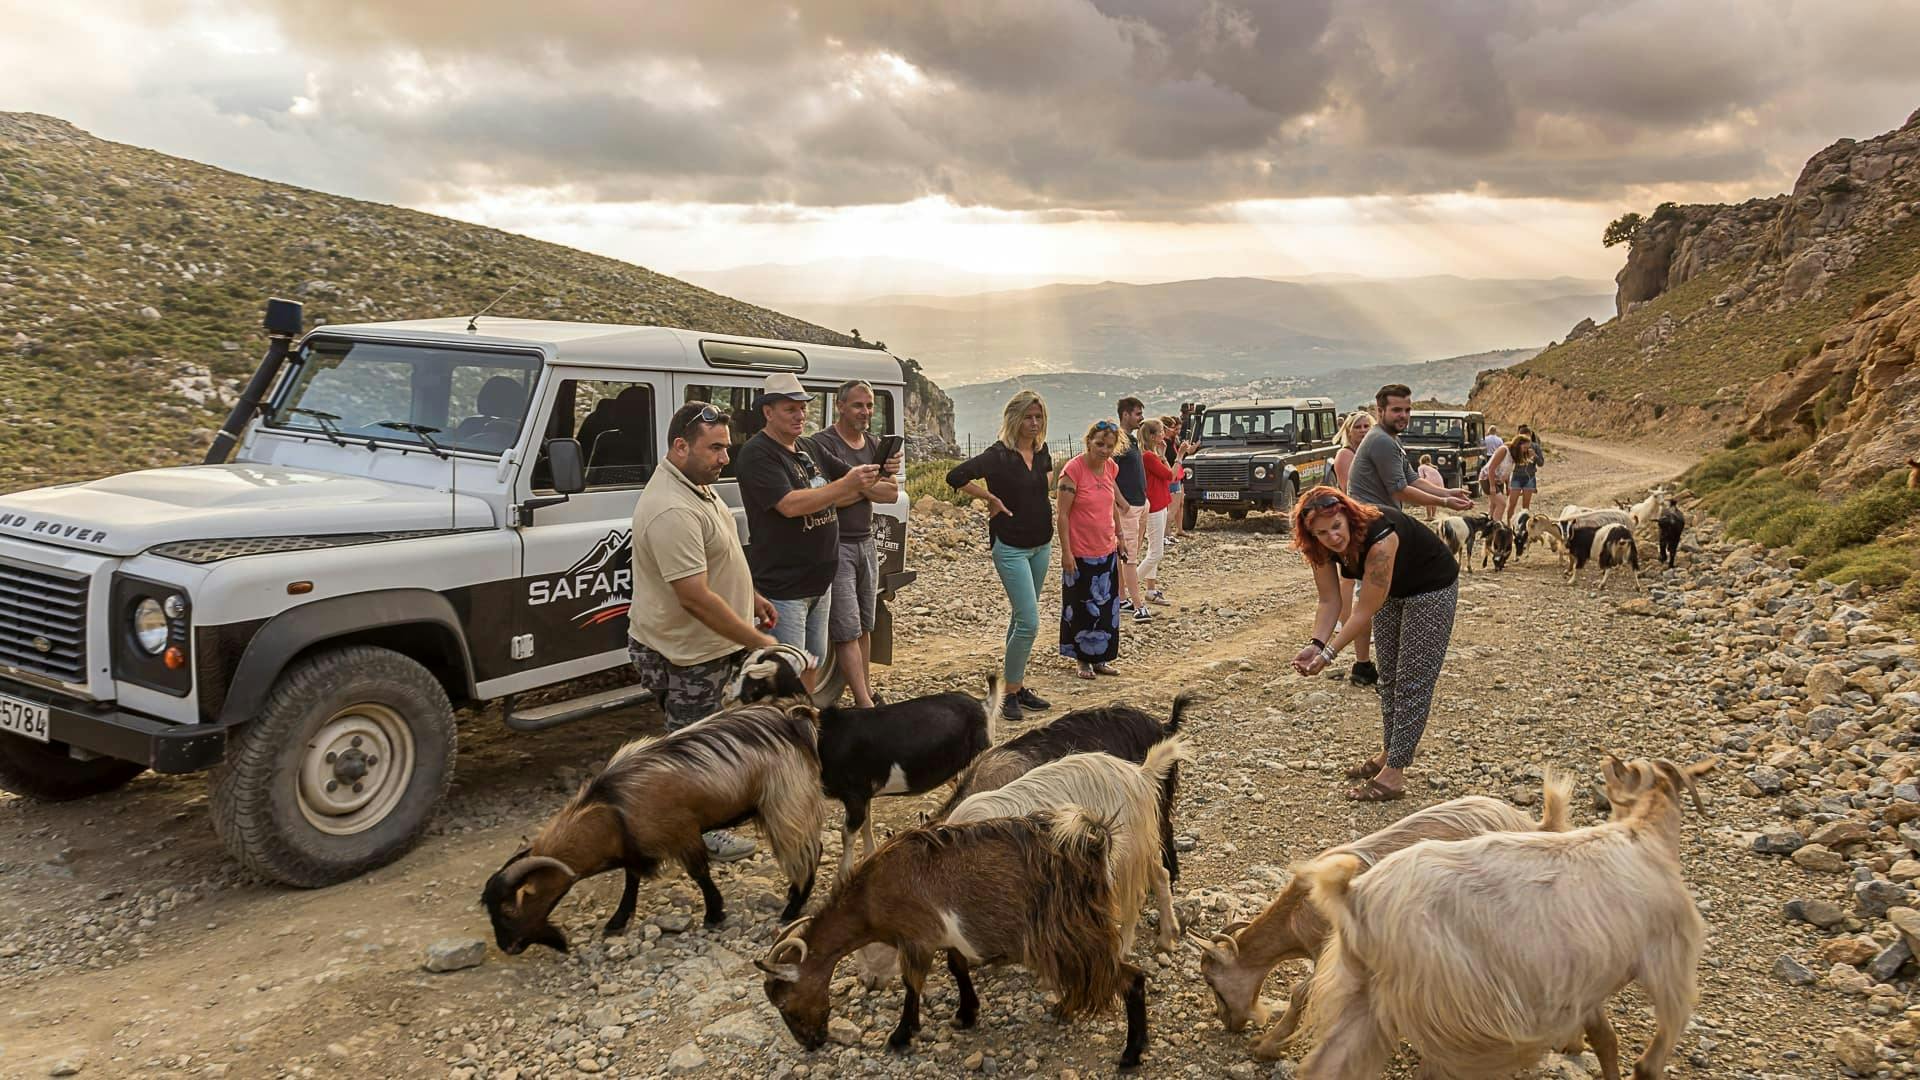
[755,958,801,982]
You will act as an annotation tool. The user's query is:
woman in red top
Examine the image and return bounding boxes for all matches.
[1138,419,1174,604]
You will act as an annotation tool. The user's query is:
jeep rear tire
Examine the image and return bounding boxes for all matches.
[0,735,146,801]
[210,646,455,888]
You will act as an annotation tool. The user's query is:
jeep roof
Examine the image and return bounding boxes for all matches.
[1205,397,1333,411]
[312,317,905,382]
[1407,409,1484,419]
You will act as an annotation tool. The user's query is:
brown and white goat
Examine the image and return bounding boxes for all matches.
[1295,756,1715,1080]
[1196,776,1572,1060]
[758,808,1151,1070]
[950,737,1191,954]
[482,702,824,954]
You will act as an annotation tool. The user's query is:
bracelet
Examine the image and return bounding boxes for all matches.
[1320,645,1337,662]
[1310,637,1327,650]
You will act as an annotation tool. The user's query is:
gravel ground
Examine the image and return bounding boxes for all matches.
[0,435,1908,1078]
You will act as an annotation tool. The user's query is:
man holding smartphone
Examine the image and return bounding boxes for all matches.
[812,379,903,708]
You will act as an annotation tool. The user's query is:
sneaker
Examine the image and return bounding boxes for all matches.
[1016,687,1052,711]
[1000,694,1024,723]
[703,829,756,862]
[1165,535,1180,546]
[1133,607,1153,623]
[1145,589,1166,603]
[1118,598,1135,612]
[1349,661,1378,687]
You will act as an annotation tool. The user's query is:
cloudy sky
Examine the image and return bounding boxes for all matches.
[5,0,1918,293]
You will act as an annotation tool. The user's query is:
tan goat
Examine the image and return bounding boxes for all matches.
[1196,776,1572,1060]
[1296,755,1715,1080]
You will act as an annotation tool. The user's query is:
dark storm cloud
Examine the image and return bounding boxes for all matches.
[208,0,1920,213]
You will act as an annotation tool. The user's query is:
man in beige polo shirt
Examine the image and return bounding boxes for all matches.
[629,402,780,860]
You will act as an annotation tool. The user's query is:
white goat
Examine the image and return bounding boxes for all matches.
[951,737,1190,955]
[1295,755,1715,1080]
[1626,487,1669,538]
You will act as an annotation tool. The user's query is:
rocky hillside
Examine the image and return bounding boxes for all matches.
[1473,107,1920,447]
[0,113,954,490]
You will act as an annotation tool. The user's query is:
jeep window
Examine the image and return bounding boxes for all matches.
[1405,416,1465,442]
[682,385,759,480]
[271,339,538,455]
[1202,407,1294,443]
[532,379,657,492]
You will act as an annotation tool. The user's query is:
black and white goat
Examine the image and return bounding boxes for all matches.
[482,701,824,953]
[1513,509,1533,560]
[728,645,1002,882]
[1437,513,1496,572]
[1484,521,1515,571]
[1566,520,1641,591]
[1658,501,1686,568]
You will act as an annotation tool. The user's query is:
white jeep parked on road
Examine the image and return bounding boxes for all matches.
[0,299,916,886]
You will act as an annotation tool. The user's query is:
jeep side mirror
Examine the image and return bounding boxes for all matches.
[547,438,586,495]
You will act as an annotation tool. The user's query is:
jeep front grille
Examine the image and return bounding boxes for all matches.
[1190,461,1250,487]
[0,560,89,684]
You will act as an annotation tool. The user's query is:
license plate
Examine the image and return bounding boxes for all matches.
[0,692,50,743]
[1204,490,1241,501]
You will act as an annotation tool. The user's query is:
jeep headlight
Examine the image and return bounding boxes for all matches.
[1253,465,1270,480]
[1181,467,1192,481]
[132,597,169,654]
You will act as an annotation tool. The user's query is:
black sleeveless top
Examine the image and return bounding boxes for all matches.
[1338,507,1458,597]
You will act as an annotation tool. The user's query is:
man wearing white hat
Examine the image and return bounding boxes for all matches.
[734,372,882,692]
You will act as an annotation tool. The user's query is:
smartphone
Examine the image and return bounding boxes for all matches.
[878,434,904,464]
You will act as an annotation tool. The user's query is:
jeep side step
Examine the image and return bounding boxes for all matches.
[504,684,653,732]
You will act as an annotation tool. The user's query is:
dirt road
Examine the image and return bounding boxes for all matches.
[0,436,1860,1078]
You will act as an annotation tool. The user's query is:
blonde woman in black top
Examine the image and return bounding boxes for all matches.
[947,390,1055,722]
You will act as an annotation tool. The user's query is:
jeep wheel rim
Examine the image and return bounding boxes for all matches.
[297,705,415,836]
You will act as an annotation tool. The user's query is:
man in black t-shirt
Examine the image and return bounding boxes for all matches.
[735,372,882,690]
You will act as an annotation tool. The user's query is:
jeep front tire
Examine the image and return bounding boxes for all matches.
[0,735,146,801]
[210,645,455,887]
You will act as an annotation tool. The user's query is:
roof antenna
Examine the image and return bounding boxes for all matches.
[467,281,520,332]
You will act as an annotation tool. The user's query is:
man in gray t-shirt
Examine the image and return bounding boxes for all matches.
[1347,384,1474,513]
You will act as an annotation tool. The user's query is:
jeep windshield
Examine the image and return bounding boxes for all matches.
[1201,407,1294,444]
[1402,416,1466,444]
[268,338,541,455]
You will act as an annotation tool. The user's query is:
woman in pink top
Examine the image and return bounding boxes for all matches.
[1056,419,1128,679]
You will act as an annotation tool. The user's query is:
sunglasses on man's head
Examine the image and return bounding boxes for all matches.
[689,403,723,423]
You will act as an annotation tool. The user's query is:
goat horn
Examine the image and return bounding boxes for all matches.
[1220,919,1251,936]
[768,936,809,965]
[776,914,815,939]
[499,855,578,891]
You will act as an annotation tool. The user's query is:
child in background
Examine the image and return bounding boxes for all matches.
[1416,454,1444,521]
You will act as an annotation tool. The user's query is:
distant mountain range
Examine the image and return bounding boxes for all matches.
[779,275,1610,387]
[947,347,1538,452]
[678,257,1112,305]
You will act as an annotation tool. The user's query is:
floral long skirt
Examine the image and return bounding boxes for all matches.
[1059,551,1121,662]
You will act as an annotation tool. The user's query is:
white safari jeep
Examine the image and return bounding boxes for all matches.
[0,299,916,886]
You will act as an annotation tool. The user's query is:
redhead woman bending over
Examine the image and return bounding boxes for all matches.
[1289,486,1460,801]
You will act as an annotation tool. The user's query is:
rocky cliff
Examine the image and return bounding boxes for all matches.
[0,113,955,488]
[1474,108,1920,456]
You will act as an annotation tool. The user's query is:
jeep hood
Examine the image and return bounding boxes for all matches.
[0,464,495,556]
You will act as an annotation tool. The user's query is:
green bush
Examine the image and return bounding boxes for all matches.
[1802,541,1920,589]
[1795,483,1920,557]
[906,458,970,507]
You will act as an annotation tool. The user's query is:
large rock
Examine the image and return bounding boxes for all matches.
[423,938,487,973]
[1833,1027,1880,1074]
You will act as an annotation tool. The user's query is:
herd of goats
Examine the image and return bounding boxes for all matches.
[1436,486,1688,592]
[479,570,1715,1080]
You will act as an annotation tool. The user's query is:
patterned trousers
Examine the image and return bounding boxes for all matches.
[1371,579,1458,769]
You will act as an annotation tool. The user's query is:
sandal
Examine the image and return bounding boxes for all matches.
[1078,664,1098,681]
[1347,778,1405,803]
[1344,757,1385,781]
[1093,663,1121,677]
